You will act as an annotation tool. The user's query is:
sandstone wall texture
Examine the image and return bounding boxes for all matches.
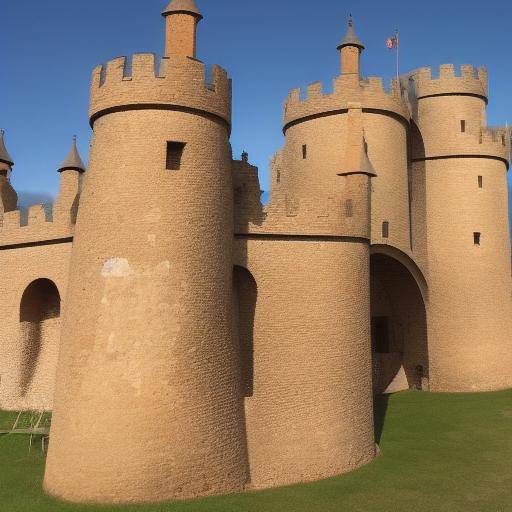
[0,168,77,411]
[44,54,249,503]
[282,77,411,255]
[0,244,71,411]
[410,65,512,391]
[0,2,510,506]
[234,237,375,490]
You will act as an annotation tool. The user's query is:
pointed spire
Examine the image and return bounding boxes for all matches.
[338,105,377,177]
[337,15,365,51]
[0,130,14,167]
[58,136,86,173]
[162,0,203,20]
[338,138,377,178]
[359,139,377,177]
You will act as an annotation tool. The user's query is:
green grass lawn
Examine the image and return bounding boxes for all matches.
[1,390,511,512]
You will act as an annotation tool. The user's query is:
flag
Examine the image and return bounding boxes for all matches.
[387,32,399,49]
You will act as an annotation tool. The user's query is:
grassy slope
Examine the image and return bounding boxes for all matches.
[1,390,511,512]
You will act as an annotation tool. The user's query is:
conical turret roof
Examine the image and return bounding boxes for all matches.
[338,136,377,177]
[337,16,365,51]
[58,136,86,173]
[0,130,14,167]
[162,0,203,20]
[359,140,377,177]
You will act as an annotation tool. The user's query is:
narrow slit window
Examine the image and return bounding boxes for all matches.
[478,175,483,188]
[166,141,186,170]
[474,232,481,245]
[302,144,307,160]
[460,120,466,133]
[382,221,390,239]
[345,199,353,218]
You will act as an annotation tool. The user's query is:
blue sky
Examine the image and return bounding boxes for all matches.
[1,0,511,199]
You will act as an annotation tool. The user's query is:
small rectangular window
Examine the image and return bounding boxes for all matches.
[461,120,466,133]
[474,232,481,245]
[372,317,390,354]
[345,199,353,218]
[478,175,483,188]
[302,144,307,159]
[382,221,389,239]
[166,141,186,170]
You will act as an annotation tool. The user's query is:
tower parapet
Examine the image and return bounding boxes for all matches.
[89,54,231,129]
[284,75,408,132]
[410,64,509,167]
[411,64,488,101]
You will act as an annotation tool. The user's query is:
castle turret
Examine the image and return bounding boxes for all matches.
[162,0,203,58]
[337,16,365,76]
[282,26,411,255]
[53,136,85,224]
[338,104,377,239]
[45,3,248,504]
[238,103,376,490]
[410,64,512,391]
[0,130,18,219]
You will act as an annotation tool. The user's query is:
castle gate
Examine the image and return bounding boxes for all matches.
[370,247,429,393]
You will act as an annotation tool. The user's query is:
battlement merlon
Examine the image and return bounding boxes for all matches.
[452,127,509,168]
[480,126,511,159]
[0,205,75,248]
[414,125,511,169]
[89,53,232,130]
[283,74,409,132]
[410,64,488,102]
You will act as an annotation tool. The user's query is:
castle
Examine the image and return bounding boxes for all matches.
[0,0,511,505]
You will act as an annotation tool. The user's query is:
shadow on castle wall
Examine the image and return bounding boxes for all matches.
[373,393,390,444]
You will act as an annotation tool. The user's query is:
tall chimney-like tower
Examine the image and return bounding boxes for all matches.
[337,16,365,76]
[162,0,203,58]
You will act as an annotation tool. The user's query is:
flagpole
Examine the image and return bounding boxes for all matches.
[395,30,400,82]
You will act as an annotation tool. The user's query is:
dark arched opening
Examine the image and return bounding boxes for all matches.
[370,253,429,395]
[233,266,257,398]
[19,279,61,397]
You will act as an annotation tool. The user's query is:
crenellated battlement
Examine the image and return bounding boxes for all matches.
[283,74,409,130]
[0,201,75,248]
[467,126,510,164]
[411,64,488,101]
[89,53,232,127]
[416,123,510,166]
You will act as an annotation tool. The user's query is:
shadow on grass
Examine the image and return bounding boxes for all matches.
[373,393,390,444]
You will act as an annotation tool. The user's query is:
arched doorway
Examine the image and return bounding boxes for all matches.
[233,266,257,398]
[370,251,429,394]
[19,279,61,406]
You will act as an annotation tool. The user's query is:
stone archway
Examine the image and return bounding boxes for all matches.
[370,251,429,394]
[19,278,61,409]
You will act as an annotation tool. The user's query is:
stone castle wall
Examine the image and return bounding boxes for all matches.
[0,190,76,411]
[0,4,510,507]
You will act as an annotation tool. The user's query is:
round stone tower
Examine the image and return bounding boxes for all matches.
[44,2,249,504]
[411,64,512,391]
[282,18,411,254]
